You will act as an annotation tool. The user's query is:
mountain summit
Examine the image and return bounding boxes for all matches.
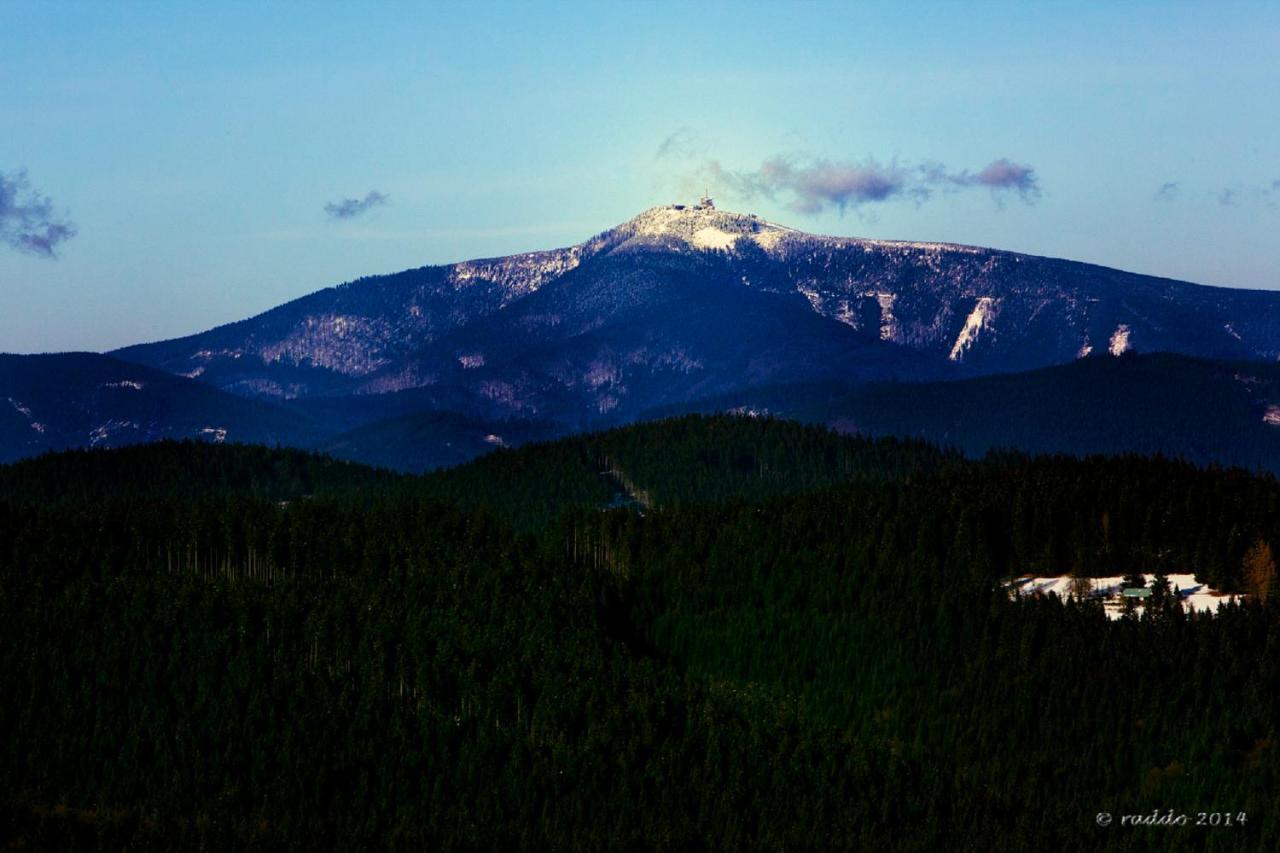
[595,202,796,253]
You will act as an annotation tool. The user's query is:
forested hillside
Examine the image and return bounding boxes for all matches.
[3,417,1279,850]
[0,440,394,503]
[641,353,1280,477]
[827,352,1280,473]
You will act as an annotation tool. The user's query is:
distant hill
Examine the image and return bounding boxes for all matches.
[827,352,1280,471]
[642,353,1280,475]
[321,411,564,474]
[10,350,1280,477]
[0,353,319,464]
[0,440,391,503]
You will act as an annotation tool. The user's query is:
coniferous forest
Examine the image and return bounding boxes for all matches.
[3,415,1279,850]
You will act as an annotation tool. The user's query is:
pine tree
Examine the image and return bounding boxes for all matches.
[1067,570,1093,601]
[1149,570,1175,619]
[1243,538,1276,603]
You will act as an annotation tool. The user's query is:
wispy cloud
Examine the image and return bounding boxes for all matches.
[692,154,1040,215]
[1169,179,1280,209]
[324,190,389,220]
[0,169,77,258]
[952,158,1040,198]
[655,127,700,161]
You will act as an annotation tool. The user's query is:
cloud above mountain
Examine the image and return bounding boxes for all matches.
[950,158,1040,197]
[692,154,1041,215]
[0,169,77,258]
[325,190,389,219]
[1215,181,1280,209]
[655,127,701,161]
[1159,178,1279,209]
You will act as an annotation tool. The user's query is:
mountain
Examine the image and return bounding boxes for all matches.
[112,203,1280,427]
[0,353,319,463]
[8,203,1280,470]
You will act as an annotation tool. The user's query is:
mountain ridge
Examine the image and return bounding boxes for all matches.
[108,203,1280,425]
[5,202,1280,469]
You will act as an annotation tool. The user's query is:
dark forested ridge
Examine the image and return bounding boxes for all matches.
[831,352,1280,474]
[13,349,1280,481]
[3,416,1279,850]
[0,352,322,463]
[321,410,565,474]
[416,416,962,530]
[0,440,395,504]
[642,352,1280,476]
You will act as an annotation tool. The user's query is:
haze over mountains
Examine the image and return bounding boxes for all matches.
[7,202,1280,471]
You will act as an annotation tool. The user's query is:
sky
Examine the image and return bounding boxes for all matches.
[2,0,1278,353]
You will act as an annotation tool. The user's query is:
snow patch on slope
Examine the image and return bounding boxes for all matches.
[259,313,392,376]
[751,228,789,251]
[89,420,139,446]
[797,285,824,314]
[1109,324,1132,356]
[200,427,228,443]
[871,292,898,342]
[1264,405,1280,426]
[8,397,45,433]
[948,297,999,362]
[691,226,740,250]
[832,299,859,329]
[449,246,583,304]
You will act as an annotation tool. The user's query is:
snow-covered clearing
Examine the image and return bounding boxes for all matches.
[1009,573,1242,620]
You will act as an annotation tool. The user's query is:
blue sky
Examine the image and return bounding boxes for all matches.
[2,0,1278,352]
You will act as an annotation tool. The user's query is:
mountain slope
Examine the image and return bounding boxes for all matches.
[832,353,1280,471]
[111,204,1280,427]
[321,411,563,474]
[112,247,586,399]
[656,352,1280,474]
[0,353,319,463]
[354,247,944,422]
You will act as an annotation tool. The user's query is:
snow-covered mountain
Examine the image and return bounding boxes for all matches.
[0,200,1268,470]
[112,202,1280,428]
